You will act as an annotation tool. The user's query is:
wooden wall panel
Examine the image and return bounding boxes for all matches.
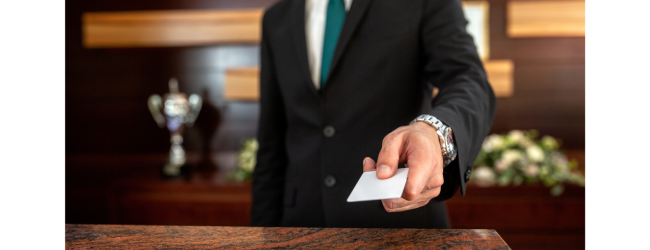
[484,60,514,97]
[490,1,584,60]
[507,1,585,37]
[83,10,263,48]
[488,0,584,149]
[489,61,584,149]
[81,1,586,47]
[224,67,260,101]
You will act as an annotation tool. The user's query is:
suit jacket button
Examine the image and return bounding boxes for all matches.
[324,175,337,187]
[465,167,472,182]
[323,125,336,138]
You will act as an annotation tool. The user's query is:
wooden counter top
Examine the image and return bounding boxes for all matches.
[65,224,510,249]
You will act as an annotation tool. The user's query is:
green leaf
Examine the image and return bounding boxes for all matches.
[526,129,539,140]
[497,167,515,186]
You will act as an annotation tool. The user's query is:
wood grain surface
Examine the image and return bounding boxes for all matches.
[83,9,263,48]
[65,224,511,249]
[507,1,585,37]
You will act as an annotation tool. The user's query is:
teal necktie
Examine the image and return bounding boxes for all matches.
[320,0,346,88]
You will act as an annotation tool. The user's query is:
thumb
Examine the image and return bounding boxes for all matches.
[376,133,404,179]
[363,157,377,172]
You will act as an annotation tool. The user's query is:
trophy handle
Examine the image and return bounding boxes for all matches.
[187,94,202,127]
[148,94,166,128]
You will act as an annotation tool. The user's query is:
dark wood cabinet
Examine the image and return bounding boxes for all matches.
[448,185,585,250]
[107,172,251,226]
[104,171,584,250]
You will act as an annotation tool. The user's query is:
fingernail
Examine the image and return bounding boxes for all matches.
[363,158,368,165]
[378,165,391,176]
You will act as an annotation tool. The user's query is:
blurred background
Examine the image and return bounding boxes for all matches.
[65,0,584,249]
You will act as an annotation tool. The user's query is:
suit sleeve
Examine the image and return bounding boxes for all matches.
[420,0,497,199]
[250,15,288,226]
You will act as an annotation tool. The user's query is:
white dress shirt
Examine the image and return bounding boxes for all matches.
[305,0,353,89]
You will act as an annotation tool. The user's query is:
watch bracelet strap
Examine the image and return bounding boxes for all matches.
[410,114,457,167]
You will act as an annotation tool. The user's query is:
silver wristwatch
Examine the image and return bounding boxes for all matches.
[410,114,457,167]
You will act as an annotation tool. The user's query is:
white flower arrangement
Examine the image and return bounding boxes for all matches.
[472,130,585,196]
[227,138,259,181]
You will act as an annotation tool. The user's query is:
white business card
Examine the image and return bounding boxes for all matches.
[347,168,409,202]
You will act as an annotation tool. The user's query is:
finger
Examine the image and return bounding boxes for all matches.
[363,157,377,172]
[402,144,436,200]
[383,200,430,213]
[376,132,405,179]
[382,187,441,210]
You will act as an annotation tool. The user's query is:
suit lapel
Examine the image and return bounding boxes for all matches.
[289,0,319,97]
[325,0,373,88]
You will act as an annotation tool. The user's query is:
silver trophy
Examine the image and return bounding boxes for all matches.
[148,78,202,176]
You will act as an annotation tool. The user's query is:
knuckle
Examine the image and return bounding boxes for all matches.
[379,145,392,154]
[432,175,444,187]
[404,190,419,201]
[381,135,396,147]
[426,175,444,189]
[379,148,399,162]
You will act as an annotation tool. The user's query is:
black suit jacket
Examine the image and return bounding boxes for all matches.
[252,0,496,228]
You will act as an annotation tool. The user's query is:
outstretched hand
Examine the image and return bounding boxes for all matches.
[362,121,444,212]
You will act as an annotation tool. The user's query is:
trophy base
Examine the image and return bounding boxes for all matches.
[161,162,191,178]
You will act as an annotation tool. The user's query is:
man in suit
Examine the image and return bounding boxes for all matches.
[252,0,496,228]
